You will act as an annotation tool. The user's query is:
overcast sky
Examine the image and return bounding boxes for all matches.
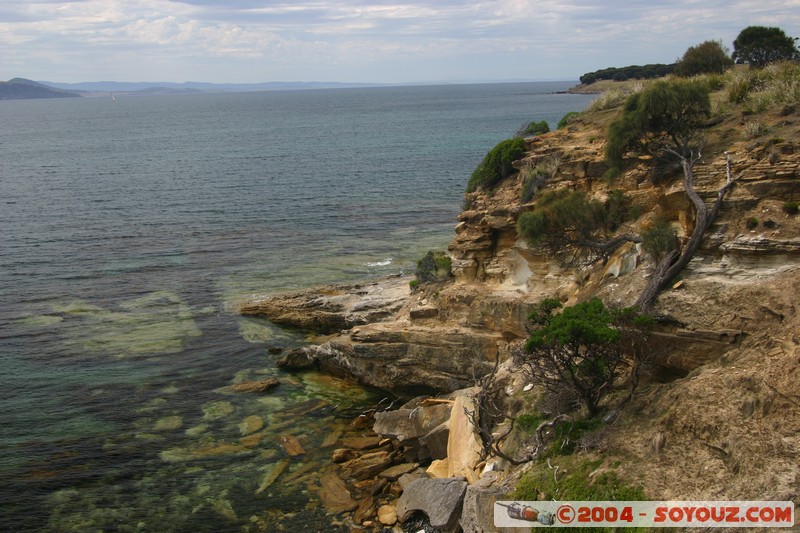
[1,0,798,84]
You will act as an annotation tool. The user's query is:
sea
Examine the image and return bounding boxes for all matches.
[0,82,595,532]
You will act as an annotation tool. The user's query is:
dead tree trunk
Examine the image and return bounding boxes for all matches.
[636,152,737,313]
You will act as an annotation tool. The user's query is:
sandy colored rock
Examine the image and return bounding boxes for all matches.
[318,472,357,514]
[332,448,357,463]
[228,379,279,393]
[279,434,306,456]
[446,394,483,484]
[426,458,450,479]
[338,450,394,481]
[377,504,397,526]
[239,415,264,436]
[153,415,183,431]
[339,436,383,450]
[378,462,418,481]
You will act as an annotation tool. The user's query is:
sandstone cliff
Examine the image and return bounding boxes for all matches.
[241,87,800,511]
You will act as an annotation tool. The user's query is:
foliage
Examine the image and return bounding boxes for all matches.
[466,137,526,192]
[725,62,800,107]
[517,189,608,248]
[519,156,560,203]
[414,250,452,283]
[580,63,675,85]
[514,458,646,523]
[733,26,800,68]
[746,217,759,229]
[604,79,711,170]
[641,216,678,261]
[557,111,581,129]
[517,120,550,137]
[675,40,734,77]
[516,298,654,417]
[517,189,635,254]
[588,86,634,112]
[519,299,622,417]
[784,201,799,215]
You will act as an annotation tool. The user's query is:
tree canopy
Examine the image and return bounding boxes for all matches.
[675,40,734,77]
[604,79,711,170]
[732,26,799,68]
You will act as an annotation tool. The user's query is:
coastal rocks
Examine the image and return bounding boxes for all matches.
[239,415,264,436]
[225,379,280,394]
[446,394,484,484]
[395,477,468,532]
[239,276,410,334]
[153,415,183,432]
[311,323,501,394]
[319,472,358,513]
[202,401,236,421]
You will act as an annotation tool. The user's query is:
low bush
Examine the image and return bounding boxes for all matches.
[414,250,452,283]
[784,201,799,215]
[466,138,526,192]
[517,120,550,137]
[557,111,581,129]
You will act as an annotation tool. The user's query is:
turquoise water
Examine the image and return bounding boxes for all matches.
[0,82,594,531]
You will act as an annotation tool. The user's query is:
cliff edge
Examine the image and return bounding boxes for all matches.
[241,74,800,521]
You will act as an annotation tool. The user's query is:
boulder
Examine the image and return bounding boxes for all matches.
[447,394,484,484]
[377,504,398,526]
[395,477,468,531]
[419,421,450,460]
[373,403,452,442]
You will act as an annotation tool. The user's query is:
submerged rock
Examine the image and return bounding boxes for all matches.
[239,415,265,436]
[202,401,235,421]
[153,415,183,432]
[226,379,280,394]
[318,472,358,513]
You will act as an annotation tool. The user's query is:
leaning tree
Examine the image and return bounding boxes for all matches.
[605,79,738,312]
[519,79,737,313]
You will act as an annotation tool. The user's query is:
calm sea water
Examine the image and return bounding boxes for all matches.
[0,82,594,532]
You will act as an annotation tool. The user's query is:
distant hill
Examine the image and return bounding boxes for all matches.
[0,78,81,100]
[41,80,386,93]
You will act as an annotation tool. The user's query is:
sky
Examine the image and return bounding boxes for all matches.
[1,0,798,84]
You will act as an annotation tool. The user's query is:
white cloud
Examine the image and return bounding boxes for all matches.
[0,0,798,82]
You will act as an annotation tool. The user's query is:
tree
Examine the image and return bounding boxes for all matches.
[732,26,800,68]
[605,79,711,170]
[675,40,734,77]
[605,79,737,312]
[515,298,651,417]
[517,188,641,262]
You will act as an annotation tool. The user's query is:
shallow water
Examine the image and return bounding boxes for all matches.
[0,82,594,531]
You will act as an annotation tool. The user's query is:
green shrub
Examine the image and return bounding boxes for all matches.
[519,156,560,203]
[605,79,711,169]
[514,457,646,503]
[415,250,452,283]
[466,138,526,192]
[746,217,760,229]
[409,279,421,291]
[641,216,678,261]
[517,120,550,137]
[783,201,799,215]
[675,40,734,77]
[557,111,581,129]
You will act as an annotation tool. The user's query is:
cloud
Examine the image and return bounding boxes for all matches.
[1,0,798,82]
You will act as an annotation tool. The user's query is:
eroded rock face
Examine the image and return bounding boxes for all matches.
[239,276,410,334]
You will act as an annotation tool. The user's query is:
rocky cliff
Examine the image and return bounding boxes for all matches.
[241,88,800,524]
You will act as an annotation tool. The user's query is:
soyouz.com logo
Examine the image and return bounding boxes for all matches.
[494,501,795,528]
